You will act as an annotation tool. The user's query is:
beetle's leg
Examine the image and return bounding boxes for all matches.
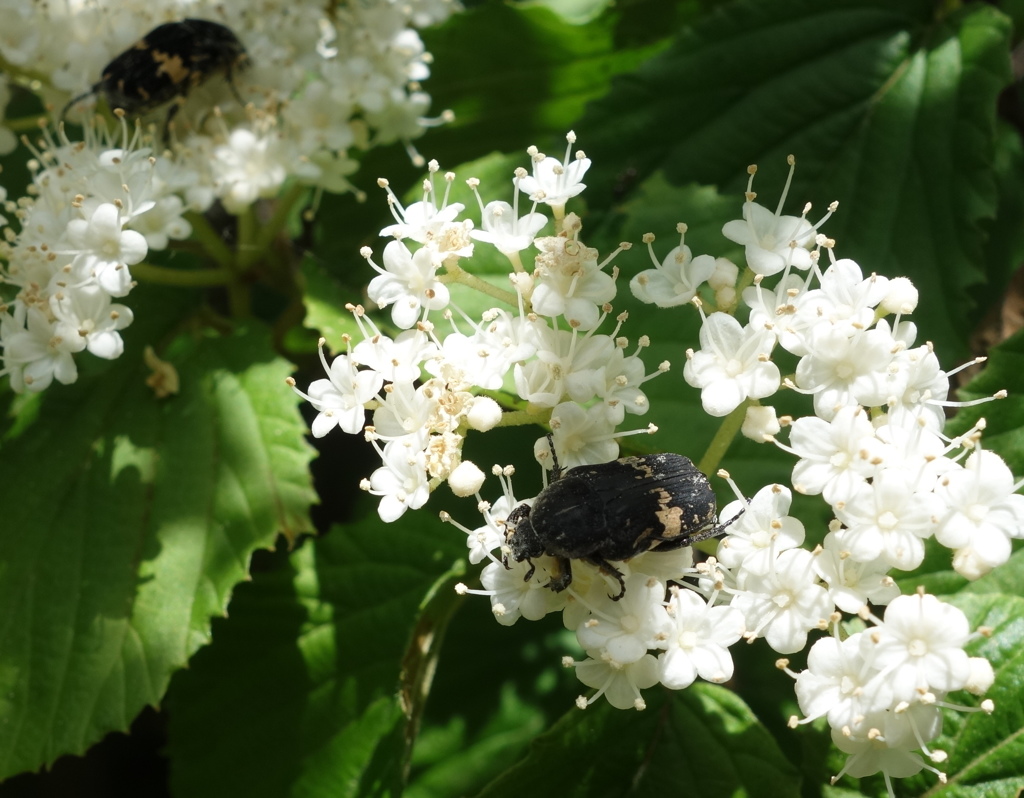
[587,557,626,600]
[521,558,536,583]
[545,557,573,592]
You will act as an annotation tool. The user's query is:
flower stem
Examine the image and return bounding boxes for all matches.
[496,408,551,428]
[439,263,518,307]
[185,211,234,270]
[236,205,258,272]
[131,261,232,286]
[255,181,307,254]
[698,399,750,476]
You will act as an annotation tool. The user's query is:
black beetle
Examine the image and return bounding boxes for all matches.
[62,19,248,133]
[503,448,737,600]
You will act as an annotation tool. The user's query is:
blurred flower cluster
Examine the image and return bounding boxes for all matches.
[291,132,1012,795]
[0,0,454,392]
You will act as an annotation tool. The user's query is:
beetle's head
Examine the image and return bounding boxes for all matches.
[502,502,544,567]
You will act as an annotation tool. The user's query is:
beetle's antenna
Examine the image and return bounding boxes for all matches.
[545,432,563,479]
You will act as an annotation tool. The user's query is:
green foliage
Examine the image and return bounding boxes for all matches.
[0,287,316,779]
[3,0,1024,796]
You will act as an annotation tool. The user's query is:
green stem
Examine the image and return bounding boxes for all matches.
[185,211,234,269]
[496,408,551,428]
[5,115,49,133]
[439,264,518,307]
[235,206,258,272]
[131,261,232,287]
[255,181,306,254]
[697,399,750,477]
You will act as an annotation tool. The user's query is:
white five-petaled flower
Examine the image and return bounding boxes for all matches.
[716,484,806,576]
[574,653,660,711]
[368,239,451,329]
[934,449,1024,576]
[683,311,781,417]
[732,548,832,654]
[787,405,881,506]
[300,349,383,437]
[657,588,744,689]
[365,436,431,522]
[833,470,935,571]
[630,243,716,308]
[63,202,147,297]
[575,575,673,664]
[517,131,591,211]
[865,593,972,702]
[721,200,815,276]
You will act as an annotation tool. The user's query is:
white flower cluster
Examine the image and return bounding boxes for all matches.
[0,126,183,391]
[790,593,994,789]
[292,135,1007,794]
[0,0,455,393]
[1,0,453,204]
[291,132,666,520]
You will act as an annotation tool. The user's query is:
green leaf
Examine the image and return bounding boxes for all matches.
[166,509,466,798]
[472,684,801,798]
[0,288,315,780]
[300,253,363,346]
[421,3,666,166]
[579,0,1013,360]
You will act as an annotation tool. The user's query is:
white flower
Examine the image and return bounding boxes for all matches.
[716,484,805,576]
[788,405,880,506]
[657,588,744,689]
[130,195,192,250]
[433,309,537,391]
[721,200,815,276]
[529,232,615,330]
[830,723,928,781]
[589,347,653,424]
[934,450,1024,573]
[630,243,716,308]
[732,548,832,654]
[575,653,660,711]
[63,202,148,297]
[480,558,566,625]
[300,351,383,437]
[833,471,935,571]
[49,284,134,359]
[352,328,437,383]
[794,325,905,420]
[865,593,972,702]
[470,199,548,256]
[368,240,451,329]
[575,575,673,664]
[793,259,888,337]
[0,306,84,392]
[365,436,431,521]
[462,493,520,565]
[517,131,591,210]
[683,312,781,417]
[813,532,899,613]
[547,402,619,470]
[794,632,893,733]
[211,128,290,214]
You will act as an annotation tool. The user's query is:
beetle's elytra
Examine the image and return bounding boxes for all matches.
[503,451,737,600]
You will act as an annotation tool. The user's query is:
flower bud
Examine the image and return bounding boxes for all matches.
[466,396,502,431]
[448,460,485,497]
[881,276,918,314]
[742,405,780,441]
